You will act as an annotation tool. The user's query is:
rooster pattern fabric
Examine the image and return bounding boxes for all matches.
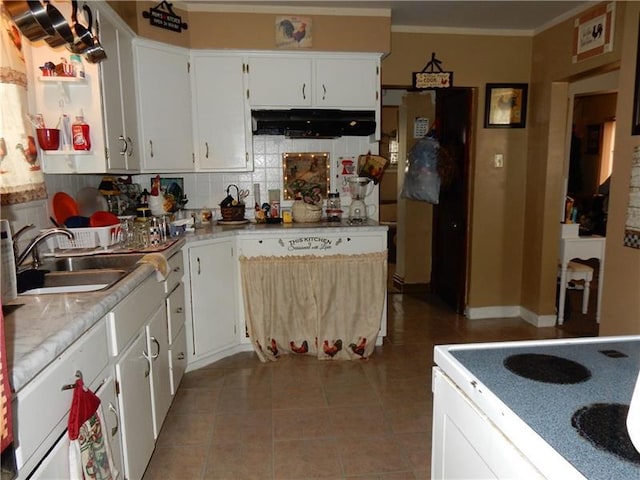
[0,5,47,205]
[240,252,386,361]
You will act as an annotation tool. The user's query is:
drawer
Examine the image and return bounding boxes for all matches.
[107,273,164,356]
[166,282,185,344]
[169,326,187,395]
[164,251,184,294]
[14,321,109,472]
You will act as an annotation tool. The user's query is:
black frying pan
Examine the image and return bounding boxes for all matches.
[44,0,73,48]
[68,1,94,54]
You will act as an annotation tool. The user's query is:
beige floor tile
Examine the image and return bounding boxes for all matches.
[273,407,334,440]
[337,434,411,476]
[204,441,272,479]
[156,413,215,447]
[143,445,208,479]
[274,438,343,479]
[147,269,598,479]
[212,410,273,444]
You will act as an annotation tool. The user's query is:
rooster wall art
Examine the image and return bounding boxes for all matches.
[276,16,311,48]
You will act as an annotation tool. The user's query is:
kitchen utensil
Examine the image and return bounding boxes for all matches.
[52,191,80,224]
[347,176,374,223]
[68,1,94,54]
[64,215,90,228]
[81,5,107,64]
[89,211,119,228]
[36,128,60,150]
[5,0,54,42]
[49,216,61,227]
[44,1,74,48]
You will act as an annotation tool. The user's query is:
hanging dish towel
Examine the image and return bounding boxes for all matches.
[138,253,170,281]
[68,378,118,480]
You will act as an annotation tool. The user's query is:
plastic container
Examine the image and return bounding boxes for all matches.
[70,54,84,78]
[36,128,60,150]
[72,115,91,151]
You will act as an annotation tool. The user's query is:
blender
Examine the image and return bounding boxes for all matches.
[348,176,373,223]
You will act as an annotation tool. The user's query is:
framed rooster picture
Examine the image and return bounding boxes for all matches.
[276,16,312,48]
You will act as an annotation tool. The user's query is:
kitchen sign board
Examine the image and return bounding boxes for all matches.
[142,1,188,33]
[412,52,452,90]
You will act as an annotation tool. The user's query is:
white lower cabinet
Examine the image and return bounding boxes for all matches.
[146,304,172,439]
[431,367,544,479]
[27,371,122,480]
[188,239,237,361]
[115,330,155,480]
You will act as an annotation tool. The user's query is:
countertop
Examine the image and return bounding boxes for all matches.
[4,220,387,394]
[435,336,640,480]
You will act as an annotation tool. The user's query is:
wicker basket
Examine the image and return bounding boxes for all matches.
[220,204,246,221]
[291,200,322,223]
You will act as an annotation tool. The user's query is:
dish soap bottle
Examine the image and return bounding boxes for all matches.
[72,113,91,151]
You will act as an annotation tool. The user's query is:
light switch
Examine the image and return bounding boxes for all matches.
[494,153,504,168]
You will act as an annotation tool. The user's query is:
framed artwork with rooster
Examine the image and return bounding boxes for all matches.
[276,16,312,48]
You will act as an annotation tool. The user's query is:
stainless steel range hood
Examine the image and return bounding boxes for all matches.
[251,109,376,138]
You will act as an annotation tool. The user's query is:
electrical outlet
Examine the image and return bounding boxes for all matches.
[494,153,504,168]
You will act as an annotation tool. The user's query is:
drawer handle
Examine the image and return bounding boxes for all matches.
[322,84,327,100]
[61,370,83,391]
[175,307,183,314]
[149,140,154,158]
[142,349,151,377]
[126,137,133,156]
[205,142,209,159]
[177,352,185,360]
[302,83,306,100]
[197,257,201,275]
[151,336,160,360]
[173,266,181,273]
[118,135,127,155]
[108,403,119,436]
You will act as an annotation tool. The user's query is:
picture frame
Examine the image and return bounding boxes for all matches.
[275,16,312,48]
[484,83,528,128]
[572,2,615,63]
[282,152,329,200]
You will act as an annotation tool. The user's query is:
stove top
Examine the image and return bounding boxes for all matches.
[440,337,640,480]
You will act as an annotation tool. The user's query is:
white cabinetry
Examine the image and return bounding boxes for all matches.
[431,367,544,479]
[191,53,253,171]
[248,56,312,107]
[135,40,193,172]
[146,305,172,439]
[187,239,237,362]
[96,4,140,171]
[247,54,379,110]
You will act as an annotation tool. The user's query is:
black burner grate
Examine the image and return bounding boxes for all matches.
[503,353,591,384]
[572,403,640,465]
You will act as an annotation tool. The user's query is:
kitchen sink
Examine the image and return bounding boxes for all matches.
[37,254,146,272]
[17,253,145,295]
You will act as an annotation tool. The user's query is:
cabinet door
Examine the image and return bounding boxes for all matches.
[117,24,140,170]
[314,58,379,108]
[147,304,172,439]
[170,325,188,395]
[115,331,155,480]
[136,41,193,171]
[189,240,237,357]
[248,56,312,107]
[98,10,127,172]
[192,55,252,171]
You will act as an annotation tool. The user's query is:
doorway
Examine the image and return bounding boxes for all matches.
[381,87,474,313]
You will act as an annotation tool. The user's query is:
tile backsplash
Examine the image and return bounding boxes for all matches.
[1,135,379,238]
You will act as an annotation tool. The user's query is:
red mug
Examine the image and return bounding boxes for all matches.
[36,128,60,150]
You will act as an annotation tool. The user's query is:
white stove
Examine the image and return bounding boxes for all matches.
[433,336,640,479]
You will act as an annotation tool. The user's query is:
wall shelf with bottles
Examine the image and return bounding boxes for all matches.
[38,76,87,85]
[41,150,92,156]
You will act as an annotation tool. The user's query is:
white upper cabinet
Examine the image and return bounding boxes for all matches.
[135,40,193,172]
[96,5,139,171]
[314,57,379,108]
[247,53,380,110]
[247,56,312,107]
[191,53,253,171]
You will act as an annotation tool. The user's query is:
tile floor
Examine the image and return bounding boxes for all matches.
[143,283,598,479]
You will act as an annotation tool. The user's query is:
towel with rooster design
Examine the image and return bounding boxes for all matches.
[240,252,386,362]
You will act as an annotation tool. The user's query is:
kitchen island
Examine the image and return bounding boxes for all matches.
[432,336,640,479]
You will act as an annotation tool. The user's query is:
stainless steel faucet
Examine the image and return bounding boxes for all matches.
[15,227,75,270]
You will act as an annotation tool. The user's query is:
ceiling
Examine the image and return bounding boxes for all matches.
[181,1,596,33]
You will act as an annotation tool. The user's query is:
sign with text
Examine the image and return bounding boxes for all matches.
[142,1,188,33]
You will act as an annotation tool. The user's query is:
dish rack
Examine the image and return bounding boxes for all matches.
[44,226,120,250]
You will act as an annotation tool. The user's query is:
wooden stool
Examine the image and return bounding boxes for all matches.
[559,261,594,315]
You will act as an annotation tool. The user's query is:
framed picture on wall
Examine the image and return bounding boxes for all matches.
[282,152,329,200]
[484,83,528,128]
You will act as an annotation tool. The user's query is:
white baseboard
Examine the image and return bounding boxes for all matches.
[465,305,557,328]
